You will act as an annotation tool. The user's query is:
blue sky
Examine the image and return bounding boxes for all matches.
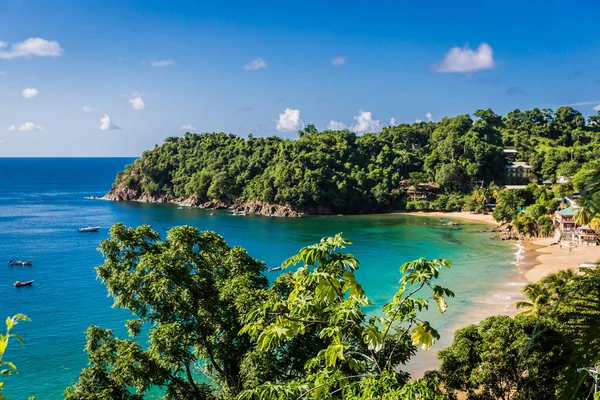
[0,0,599,156]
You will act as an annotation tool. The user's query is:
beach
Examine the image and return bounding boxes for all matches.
[523,238,600,282]
[403,211,497,225]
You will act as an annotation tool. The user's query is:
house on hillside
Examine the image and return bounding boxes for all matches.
[503,149,518,160]
[501,185,528,191]
[505,162,532,183]
[404,182,440,200]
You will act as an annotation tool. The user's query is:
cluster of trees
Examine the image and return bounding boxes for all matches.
[440,266,600,399]
[112,107,600,214]
[63,224,456,399]
[51,221,598,399]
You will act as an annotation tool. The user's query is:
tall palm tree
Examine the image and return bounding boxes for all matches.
[575,207,592,227]
[516,269,577,317]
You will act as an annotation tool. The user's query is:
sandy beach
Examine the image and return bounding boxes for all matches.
[523,238,600,282]
[402,211,497,225]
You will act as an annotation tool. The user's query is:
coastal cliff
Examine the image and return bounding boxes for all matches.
[104,181,306,217]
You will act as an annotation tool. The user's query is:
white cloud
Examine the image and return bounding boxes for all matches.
[351,111,381,133]
[426,112,433,122]
[389,118,396,126]
[82,105,97,112]
[0,38,63,60]
[0,41,7,48]
[151,60,174,67]
[328,121,347,130]
[415,119,423,123]
[435,43,495,73]
[244,57,267,70]
[8,122,41,131]
[99,114,120,130]
[22,88,38,98]
[571,100,600,106]
[594,105,600,111]
[276,108,303,132]
[180,124,196,131]
[129,96,145,110]
[330,56,346,67]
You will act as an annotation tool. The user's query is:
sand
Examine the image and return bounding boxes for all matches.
[523,237,600,282]
[402,211,497,225]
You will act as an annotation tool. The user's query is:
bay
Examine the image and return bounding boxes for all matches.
[0,158,523,399]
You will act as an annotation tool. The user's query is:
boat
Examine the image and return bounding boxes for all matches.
[7,260,33,266]
[14,280,34,287]
[78,226,100,232]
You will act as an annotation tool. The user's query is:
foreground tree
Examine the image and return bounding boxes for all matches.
[0,314,30,400]
[240,234,456,399]
[66,225,457,399]
[65,224,270,399]
[438,315,565,399]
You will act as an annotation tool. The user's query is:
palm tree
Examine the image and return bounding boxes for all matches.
[516,285,551,317]
[515,269,577,317]
[575,207,592,227]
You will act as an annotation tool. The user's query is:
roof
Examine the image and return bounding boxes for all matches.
[505,162,532,169]
[542,179,553,184]
[502,185,528,190]
[558,206,578,216]
[503,149,518,153]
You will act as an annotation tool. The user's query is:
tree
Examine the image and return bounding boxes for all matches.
[0,314,30,400]
[439,315,564,399]
[65,224,271,399]
[493,189,528,222]
[240,234,456,399]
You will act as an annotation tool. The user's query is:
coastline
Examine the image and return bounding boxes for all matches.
[400,211,497,225]
[522,237,600,282]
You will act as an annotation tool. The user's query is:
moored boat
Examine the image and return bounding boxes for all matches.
[78,226,100,232]
[7,260,33,266]
[14,280,34,287]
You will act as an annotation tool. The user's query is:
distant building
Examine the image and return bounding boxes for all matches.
[557,176,570,184]
[501,185,528,191]
[505,162,532,183]
[503,149,518,160]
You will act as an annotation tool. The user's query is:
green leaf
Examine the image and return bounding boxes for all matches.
[411,322,439,351]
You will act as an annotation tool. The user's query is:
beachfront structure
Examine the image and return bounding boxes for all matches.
[576,225,597,245]
[505,161,532,183]
[554,206,578,231]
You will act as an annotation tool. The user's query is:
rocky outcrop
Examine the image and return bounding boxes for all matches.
[232,201,304,217]
[490,222,542,241]
[104,184,304,217]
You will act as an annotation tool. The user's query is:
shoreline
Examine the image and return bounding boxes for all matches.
[522,237,600,282]
[400,211,497,225]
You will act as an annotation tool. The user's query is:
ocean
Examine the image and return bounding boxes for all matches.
[0,158,525,399]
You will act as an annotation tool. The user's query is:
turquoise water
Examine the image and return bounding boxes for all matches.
[0,158,523,399]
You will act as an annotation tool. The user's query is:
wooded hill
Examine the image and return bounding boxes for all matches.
[108,107,600,214]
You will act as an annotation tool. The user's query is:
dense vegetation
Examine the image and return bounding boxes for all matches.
[111,107,600,214]
[64,225,456,399]
[57,223,600,399]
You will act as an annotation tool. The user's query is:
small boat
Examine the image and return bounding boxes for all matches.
[7,260,33,266]
[78,226,100,233]
[14,280,34,287]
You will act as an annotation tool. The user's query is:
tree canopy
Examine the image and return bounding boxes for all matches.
[110,108,600,214]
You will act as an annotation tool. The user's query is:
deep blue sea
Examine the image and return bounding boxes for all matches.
[0,158,524,399]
